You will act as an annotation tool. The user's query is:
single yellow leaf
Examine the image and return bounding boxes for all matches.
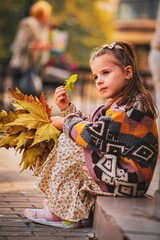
[0,110,8,119]
[64,74,78,92]
[12,102,25,111]
[10,88,50,120]
[31,123,60,147]
[16,130,34,151]
[20,145,44,172]
[15,99,50,121]
[0,111,18,132]
[40,92,52,117]
[0,134,18,148]
[7,114,46,130]
[7,125,26,135]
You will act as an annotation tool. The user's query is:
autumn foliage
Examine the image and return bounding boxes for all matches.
[0,88,60,172]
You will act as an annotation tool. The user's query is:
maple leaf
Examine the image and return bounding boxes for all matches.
[9,88,50,121]
[30,123,60,147]
[7,113,45,130]
[40,92,52,117]
[7,125,26,135]
[0,110,18,132]
[20,144,44,172]
[64,74,78,92]
[0,110,8,119]
[0,111,7,132]
[0,88,61,172]
[0,134,18,148]
[15,129,35,152]
[20,140,55,172]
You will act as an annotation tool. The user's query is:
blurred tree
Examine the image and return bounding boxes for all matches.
[0,0,26,60]
[0,0,114,66]
[49,0,114,66]
[23,0,34,17]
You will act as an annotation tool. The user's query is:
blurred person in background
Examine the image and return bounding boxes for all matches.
[148,2,160,151]
[9,0,52,97]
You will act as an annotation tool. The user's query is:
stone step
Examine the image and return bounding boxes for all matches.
[93,159,160,240]
[93,195,160,240]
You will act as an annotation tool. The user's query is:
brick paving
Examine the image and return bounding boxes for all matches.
[0,148,95,240]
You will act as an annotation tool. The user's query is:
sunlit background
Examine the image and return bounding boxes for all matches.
[0,0,159,114]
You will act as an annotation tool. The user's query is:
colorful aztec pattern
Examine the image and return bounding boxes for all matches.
[64,100,158,197]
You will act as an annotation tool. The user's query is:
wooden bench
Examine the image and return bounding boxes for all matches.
[93,159,160,240]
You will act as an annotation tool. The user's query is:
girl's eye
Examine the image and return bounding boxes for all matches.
[93,76,98,81]
[103,71,109,75]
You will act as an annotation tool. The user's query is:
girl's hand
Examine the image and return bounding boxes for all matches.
[54,86,70,111]
[50,116,64,131]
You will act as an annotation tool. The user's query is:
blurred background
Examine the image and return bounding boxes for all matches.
[0,0,159,114]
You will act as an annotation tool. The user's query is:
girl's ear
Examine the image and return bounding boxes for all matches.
[125,66,133,79]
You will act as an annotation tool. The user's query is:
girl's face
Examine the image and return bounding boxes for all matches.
[90,53,132,99]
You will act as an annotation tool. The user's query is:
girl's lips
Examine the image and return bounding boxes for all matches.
[100,87,107,93]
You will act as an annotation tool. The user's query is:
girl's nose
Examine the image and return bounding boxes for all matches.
[96,77,103,85]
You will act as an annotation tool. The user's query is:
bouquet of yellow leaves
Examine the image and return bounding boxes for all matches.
[0,74,78,173]
[0,88,61,172]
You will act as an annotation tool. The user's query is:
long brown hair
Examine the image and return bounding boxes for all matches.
[90,41,158,118]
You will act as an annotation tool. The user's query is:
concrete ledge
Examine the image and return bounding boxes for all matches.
[93,195,160,240]
[93,160,160,240]
[93,196,124,240]
[153,190,160,219]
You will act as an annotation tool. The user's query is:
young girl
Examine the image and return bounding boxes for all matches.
[24,41,159,228]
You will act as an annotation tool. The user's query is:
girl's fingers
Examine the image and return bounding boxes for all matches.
[56,95,65,103]
[54,86,66,95]
[54,88,67,98]
[55,90,66,99]
[54,86,70,111]
[54,87,68,103]
[54,93,66,103]
[55,86,64,90]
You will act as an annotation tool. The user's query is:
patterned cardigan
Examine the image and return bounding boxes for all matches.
[62,99,158,197]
